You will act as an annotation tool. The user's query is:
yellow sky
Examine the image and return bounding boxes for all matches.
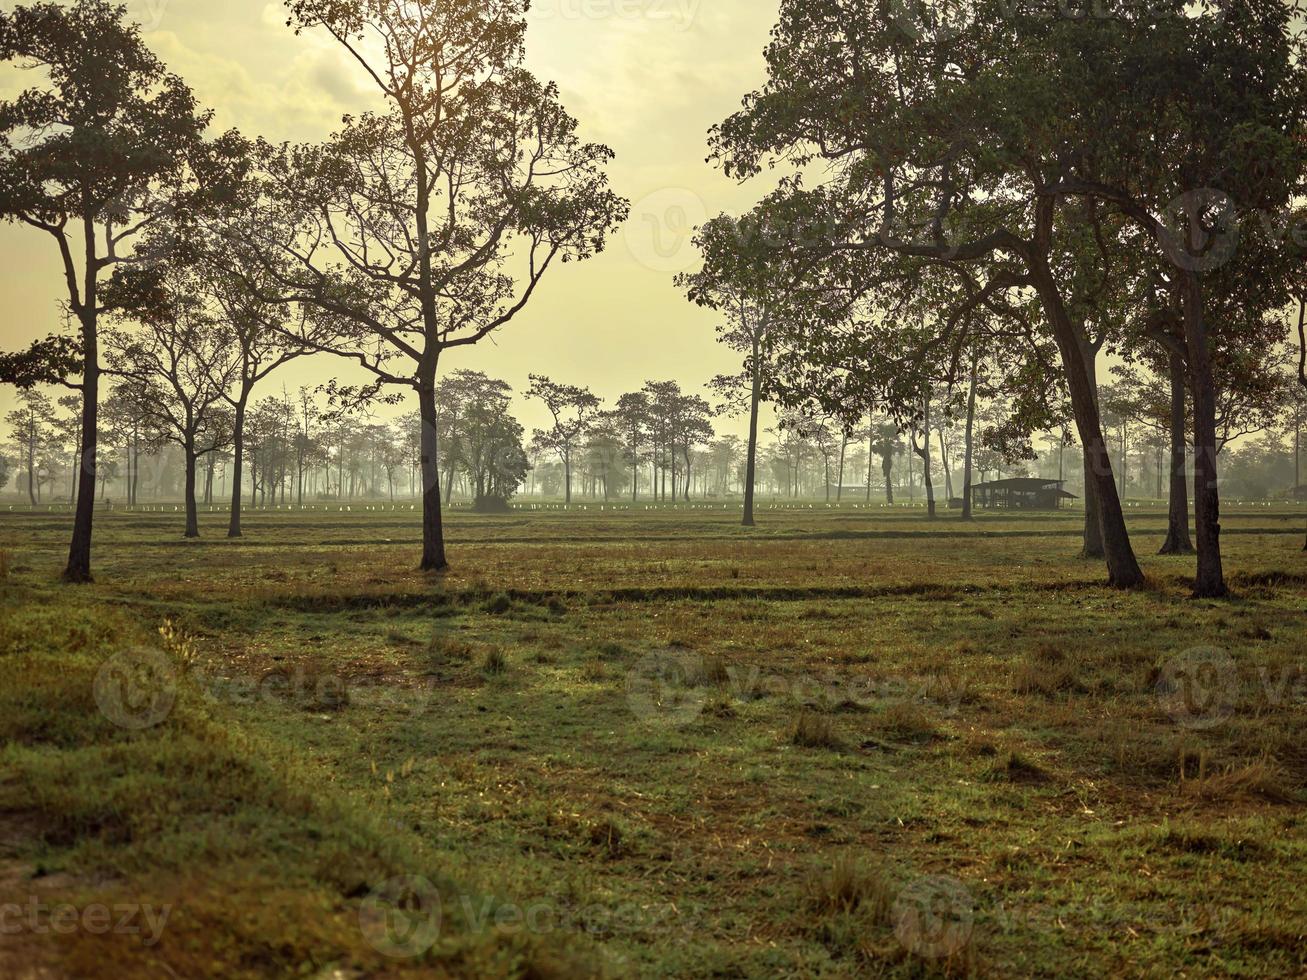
[0,0,781,433]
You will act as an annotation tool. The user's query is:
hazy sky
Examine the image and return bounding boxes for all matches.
[0,0,782,433]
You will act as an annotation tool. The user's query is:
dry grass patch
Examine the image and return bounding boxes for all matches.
[982,750,1049,785]
[792,710,841,749]
[1181,757,1297,805]
[867,701,937,743]
[806,854,893,919]
[481,647,508,676]
[697,654,730,687]
[1012,644,1082,697]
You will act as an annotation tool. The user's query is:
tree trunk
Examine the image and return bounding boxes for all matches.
[1119,421,1128,499]
[131,432,140,506]
[1027,248,1141,586]
[184,445,200,539]
[631,435,639,502]
[27,432,37,507]
[444,440,456,505]
[866,425,874,505]
[63,305,99,584]
[938,429,953,502]
[1079,349,1105,559]
[229,399,247,537]
[417,376,448,571]
[1160,351,1194,555]
[743,354,761,526]
[1181,275,1226,597]
[836,436,847,502]
[920,396,936,518]
[961,353,978,520]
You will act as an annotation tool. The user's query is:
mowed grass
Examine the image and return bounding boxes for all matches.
[1,502,1306,977]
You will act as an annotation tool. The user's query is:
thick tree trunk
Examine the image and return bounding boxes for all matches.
[1181,276,1226,597]
[920,396,936,518]
[63,308,99,584]
[1028,248,1142,587]
[961,353,978,520]
[417,377,448,571]
[1079,349,1105,559]
[1160,351,1194,555]
[184,446,200,539]
[1081,454,1104,557]
[229,399,247,537]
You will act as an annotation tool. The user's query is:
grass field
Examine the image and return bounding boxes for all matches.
[2,503,1306,978]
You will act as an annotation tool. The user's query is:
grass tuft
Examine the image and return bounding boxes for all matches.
[698,654,730,687]
[484,592,514,615]
[792,710,841,749]
[868,701,936,742]
[806,853,893,919]
[982,750,1049,784]
[587,817,627,858]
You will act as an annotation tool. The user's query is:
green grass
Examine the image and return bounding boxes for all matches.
[2,503,1306,977]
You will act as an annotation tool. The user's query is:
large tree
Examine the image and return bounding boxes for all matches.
[708,0,1179,587]
[0,0,238,581]
[247,0,625,571]
[1042,2,1306,595]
